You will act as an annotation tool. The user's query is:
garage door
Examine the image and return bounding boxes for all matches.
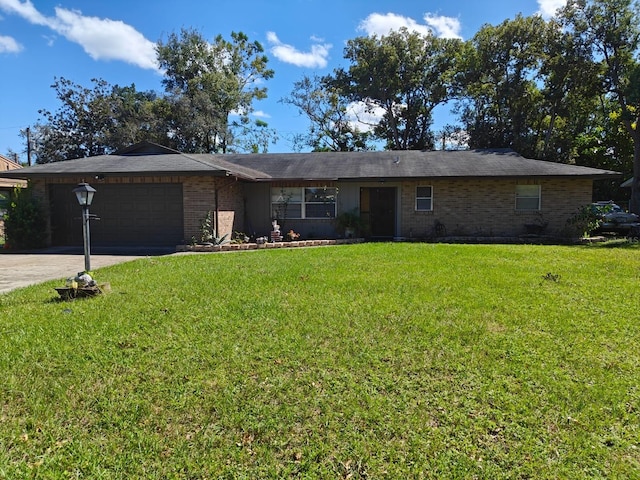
[50,184,184,247]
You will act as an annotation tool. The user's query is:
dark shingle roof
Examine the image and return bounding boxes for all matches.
[0,147,620,181]
[216,149,619,180]
[0,151,269,180]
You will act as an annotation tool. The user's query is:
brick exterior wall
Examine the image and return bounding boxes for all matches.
[182,176,244,242]
[399,177,593,238]
[26,175,594,246]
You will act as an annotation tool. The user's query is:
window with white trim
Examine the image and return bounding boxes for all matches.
[416,185,433,211]
[515,185,541,211]
[271,187,337,219]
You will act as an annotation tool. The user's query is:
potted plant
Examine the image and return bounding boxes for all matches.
[333,209,365,238]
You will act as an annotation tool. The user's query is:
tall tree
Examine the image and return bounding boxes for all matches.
[456,15,549,157]
[436,124,470,150]
[332,28,462,150]
[29,78,167,163]
[32,78,113,162]
[456,14,607,166]
[560,0,640,212]
[573,97,635,199]
[281,75,373,151]
[105,85,171,148]
[156,29,275,153]
[536,18,603,162]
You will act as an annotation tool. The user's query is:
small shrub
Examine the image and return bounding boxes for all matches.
[199,210,215,243]
[199,210,230,245]
[566,204,603,238]
[231,231,250,244]
[3,186,46,249]
[333,209,366,237]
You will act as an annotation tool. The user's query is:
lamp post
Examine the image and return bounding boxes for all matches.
[72,182,96,272]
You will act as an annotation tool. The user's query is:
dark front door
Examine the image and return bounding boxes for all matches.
[360,187,396,238]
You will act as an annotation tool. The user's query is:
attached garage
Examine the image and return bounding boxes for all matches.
[49,183,184,247]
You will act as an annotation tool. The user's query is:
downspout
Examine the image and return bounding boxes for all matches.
[214,185,219,236]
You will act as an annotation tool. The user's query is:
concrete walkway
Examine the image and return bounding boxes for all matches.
[0,251,150,294]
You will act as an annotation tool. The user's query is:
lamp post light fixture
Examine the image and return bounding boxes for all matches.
[72,182,96,272]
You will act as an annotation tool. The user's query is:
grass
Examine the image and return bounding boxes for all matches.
[0,242,639,478]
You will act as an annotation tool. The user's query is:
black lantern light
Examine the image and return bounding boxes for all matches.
[72,182,96,272]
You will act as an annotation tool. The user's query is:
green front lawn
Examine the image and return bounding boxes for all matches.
[1,243,639,478]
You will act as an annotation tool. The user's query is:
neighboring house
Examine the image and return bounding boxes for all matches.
[0,153,26,191]
[0,142,619,248]
[0,154,27,240]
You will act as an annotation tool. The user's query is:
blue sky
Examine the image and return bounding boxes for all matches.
[0,0,566,161]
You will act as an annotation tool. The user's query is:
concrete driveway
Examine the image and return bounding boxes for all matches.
[0,250,152,294]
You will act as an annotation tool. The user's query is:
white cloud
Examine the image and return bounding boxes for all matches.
[359,13,431,37]
[52,8,157,69]
[266,31,331,68]
[358,12,462,39]
[0,0,48,25]
[42,34,56,47]
[0,0,158,70]
[424,14,462,40]
[0,34,22,52]
[537,0,567,19]
[230,107,271,119]
[345,101,386,133]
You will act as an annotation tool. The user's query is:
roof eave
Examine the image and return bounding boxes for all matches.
[0,170,234,180]
[253,172,621,182]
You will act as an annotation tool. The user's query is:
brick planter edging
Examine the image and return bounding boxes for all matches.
[176,238,365,253]
[176,235,609,253]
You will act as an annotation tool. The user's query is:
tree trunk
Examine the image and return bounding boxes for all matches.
[542,107,558,160]
[619,113,640,213]
[631,138,640,214]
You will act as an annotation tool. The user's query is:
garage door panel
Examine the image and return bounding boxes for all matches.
[50,184,184,247]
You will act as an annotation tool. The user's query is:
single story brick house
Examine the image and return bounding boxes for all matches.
[0,142,619,248]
